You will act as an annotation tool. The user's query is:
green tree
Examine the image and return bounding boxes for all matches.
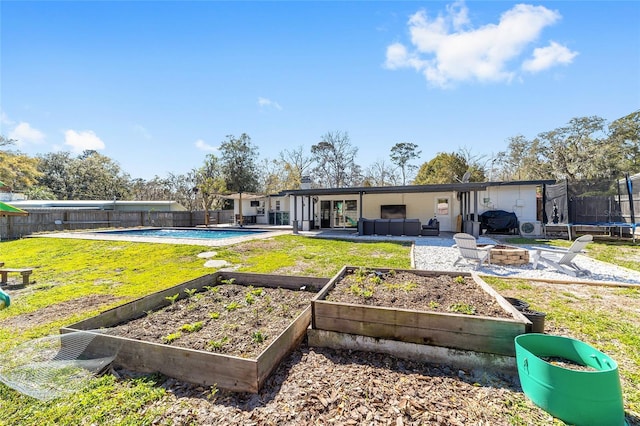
[0,135,42,190]
[414,152,484,184]
[537,116,609,181]
[390,142,421,185]
[37,150,131,199]
[608,110,640,173]
[194,154,227,225]
[494,135,551,181]
[23,186,56,200]
[219,134,259,225]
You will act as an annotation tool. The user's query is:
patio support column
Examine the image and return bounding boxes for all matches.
[359,192,363,220]
[293,196,298,233]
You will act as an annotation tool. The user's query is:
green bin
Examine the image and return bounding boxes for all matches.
[515,333,625,425]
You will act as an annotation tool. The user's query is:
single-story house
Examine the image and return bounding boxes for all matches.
[282,179,554,237]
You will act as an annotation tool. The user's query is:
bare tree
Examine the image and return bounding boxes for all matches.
[279,145,314,189]
[363,159,400,187]
[311,131,359,188]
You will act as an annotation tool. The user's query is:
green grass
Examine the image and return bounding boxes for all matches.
[0,234,411,424]
[2,234,639,424]
[483,275,640,418]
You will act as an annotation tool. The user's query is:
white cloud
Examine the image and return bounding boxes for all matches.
[1,111,15,126]
[64,129,105,153]
[385,1,575,87]
[258,97,282,111]
[9,122,46,146]
[195,139,218,152]
[522,41,578,72]
[133,124,152,140]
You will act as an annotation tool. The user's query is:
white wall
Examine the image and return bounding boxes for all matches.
[478,185,539,222]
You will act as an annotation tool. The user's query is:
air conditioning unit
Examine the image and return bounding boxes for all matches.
[520,221,542,236]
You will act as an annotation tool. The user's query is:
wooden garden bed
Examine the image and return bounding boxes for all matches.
[62,272,328,393]
[311,267,532,356]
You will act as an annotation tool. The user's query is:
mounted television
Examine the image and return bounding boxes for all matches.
[381,204,406,219]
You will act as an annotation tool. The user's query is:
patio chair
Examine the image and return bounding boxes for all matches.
[531,234,593,277]
[452,233,494,270]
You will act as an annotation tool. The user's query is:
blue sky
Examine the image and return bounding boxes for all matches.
[1,1,638,180]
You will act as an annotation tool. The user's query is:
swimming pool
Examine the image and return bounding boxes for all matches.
[95,228,266,240]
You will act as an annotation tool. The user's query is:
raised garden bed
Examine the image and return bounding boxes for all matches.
[62,272,328,393]
[311,267,532,356]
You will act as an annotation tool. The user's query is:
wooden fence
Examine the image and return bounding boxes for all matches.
[0,209,235,240]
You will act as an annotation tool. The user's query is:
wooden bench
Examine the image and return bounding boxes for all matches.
[0,268,34,286]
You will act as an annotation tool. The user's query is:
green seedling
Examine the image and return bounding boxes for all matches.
[251,330,266,344]
[165,293,179,305]
[180,321,203,333]
[208,336,229,351]
[454,276,466,284]
[449,303,476,315]
[162,331,181,343]
[204,285,220,293]
[209,312,220,319]
[428,301,440,309]
[184,288,198,298]
[219,278,236,285]
[225,301,241,311]
[245,293,255,305]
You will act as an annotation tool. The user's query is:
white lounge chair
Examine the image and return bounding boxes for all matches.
[453,233,494,270]
[531,234,593,277]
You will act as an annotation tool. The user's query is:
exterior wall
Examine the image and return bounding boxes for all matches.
[286,184,540,233]
[478,186,538,222]
[235,196,290,225]
[361,192,457,223]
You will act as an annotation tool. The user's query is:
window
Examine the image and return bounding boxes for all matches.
[436,198,449,215]
[250,200,260,207]
[275,201,280,211]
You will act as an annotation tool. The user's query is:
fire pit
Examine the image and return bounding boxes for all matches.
[489,245,530,266]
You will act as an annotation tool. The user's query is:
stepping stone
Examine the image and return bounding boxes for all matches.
[197,251,218,259]
[204,259,230,268]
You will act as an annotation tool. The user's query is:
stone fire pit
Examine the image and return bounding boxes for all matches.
[489,245,530,266]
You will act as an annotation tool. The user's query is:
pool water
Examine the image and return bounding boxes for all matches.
[96,228,266,240]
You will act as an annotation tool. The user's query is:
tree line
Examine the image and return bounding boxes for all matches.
[1,111,638,210]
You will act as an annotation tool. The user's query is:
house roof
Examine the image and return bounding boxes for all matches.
[8,200,187,211]
[281,180,555,197]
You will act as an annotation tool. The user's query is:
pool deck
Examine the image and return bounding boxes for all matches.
[31,226,293,247]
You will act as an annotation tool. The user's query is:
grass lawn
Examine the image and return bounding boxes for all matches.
[0,234,639,425]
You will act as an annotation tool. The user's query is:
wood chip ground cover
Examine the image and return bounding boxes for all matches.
[325,269,511,318]
[108,283,314,358]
